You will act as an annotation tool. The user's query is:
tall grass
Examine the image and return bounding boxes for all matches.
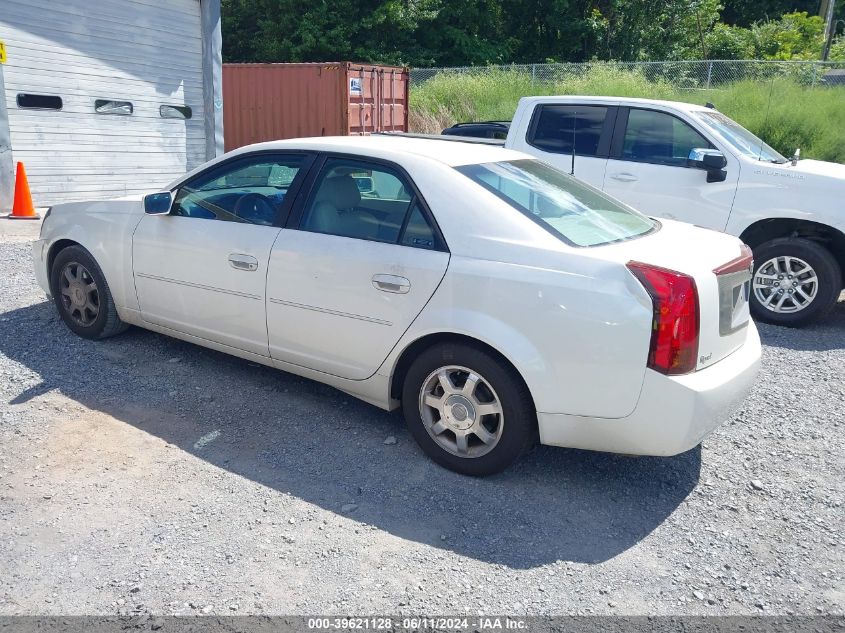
[409,67,845,163]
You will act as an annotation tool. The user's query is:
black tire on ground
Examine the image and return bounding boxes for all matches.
[401,342,536,476]
[50,245,129,340]
[750,237,842,327]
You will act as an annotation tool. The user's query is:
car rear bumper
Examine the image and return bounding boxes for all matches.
[537,322,761,456]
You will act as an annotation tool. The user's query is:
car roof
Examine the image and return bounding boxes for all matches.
[519,95,712,113]
[227,134,529,167]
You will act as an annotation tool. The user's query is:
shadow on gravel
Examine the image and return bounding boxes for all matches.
[1,301,701,569]
[756,299,845,352]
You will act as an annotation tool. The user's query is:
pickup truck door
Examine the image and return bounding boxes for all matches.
[602,106,740,231]
[507,104,616,191]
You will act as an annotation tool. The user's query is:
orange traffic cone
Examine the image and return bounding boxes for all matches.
[7,162,40,220]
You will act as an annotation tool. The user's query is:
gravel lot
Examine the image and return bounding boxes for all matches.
[0,220,843,617]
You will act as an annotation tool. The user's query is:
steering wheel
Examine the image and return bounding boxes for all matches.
[233,193,276,225]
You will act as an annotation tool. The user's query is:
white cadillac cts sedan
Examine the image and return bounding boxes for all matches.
[33,136,761,476]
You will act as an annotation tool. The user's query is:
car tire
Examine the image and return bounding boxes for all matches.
[401,342,536,476]
[750,237,841,327]
[50,245,129,340]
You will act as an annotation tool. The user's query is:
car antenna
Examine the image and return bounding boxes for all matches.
[570,110,576,175]
[758,78,775,162]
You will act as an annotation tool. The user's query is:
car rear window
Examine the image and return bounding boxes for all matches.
[456,159,658,247]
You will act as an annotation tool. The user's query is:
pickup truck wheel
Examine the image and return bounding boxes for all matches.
[402,343,536,476]
[750,238,841,327]
[50,245,129,340]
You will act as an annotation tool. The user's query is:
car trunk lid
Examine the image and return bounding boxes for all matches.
[594,219,753,371]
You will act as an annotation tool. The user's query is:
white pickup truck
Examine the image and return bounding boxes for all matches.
[467,96,845,327]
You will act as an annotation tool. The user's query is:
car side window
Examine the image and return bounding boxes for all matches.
[621,109,713,166]
[299,158,438,249]
[400,203,438,250]
[528,105,610,157]
[171,154,306,225]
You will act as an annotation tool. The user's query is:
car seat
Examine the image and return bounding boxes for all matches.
[303,175,380,240]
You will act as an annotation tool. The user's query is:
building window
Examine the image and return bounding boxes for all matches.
[160,105,192,120]
[95,99,133,115]
[17,94,62,110]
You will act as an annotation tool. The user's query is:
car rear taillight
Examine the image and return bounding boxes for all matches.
[627,261,700,375]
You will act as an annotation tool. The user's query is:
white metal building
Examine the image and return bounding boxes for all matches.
[0,0,223,212]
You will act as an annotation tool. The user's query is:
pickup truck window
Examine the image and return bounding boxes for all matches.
[621,109,713,166]
[693,110,787,163]
[527,105,610,157]
[457,159,657,247]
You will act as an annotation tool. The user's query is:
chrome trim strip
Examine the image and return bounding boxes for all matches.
[268,297,392,326]
[135,272,262,300]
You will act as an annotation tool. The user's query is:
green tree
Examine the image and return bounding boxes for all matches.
[222,0,512,66]
[588,0,722,61]
[221,0,845,66]
[751,11,826,59]
[829,36,845,60]
[704,22,755,59]
[406,0,512,66]
[721,0,818,26]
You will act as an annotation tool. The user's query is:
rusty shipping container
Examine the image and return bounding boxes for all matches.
[222,62,409,151]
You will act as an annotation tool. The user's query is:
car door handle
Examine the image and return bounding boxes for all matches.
[372,274,410,294]
[609,172,638,182]
[228,253,259,271]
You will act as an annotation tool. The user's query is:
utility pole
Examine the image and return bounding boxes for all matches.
[821,0,837,60]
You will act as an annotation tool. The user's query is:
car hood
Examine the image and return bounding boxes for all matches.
[780,158,845,180]
[48,194,145,216]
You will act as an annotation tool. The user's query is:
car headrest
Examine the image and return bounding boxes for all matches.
[314,175,361,210]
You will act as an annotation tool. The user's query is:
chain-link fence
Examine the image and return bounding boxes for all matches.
[410,59,845,89]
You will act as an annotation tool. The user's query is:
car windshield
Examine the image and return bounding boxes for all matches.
[693,110,788,164]
[456,159,658,247]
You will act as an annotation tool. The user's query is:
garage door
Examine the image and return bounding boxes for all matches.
[1,0,206,205]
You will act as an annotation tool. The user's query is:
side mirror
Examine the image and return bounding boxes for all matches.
[688,148,727,170]
[688,148,727,183]
[144,191,173,215]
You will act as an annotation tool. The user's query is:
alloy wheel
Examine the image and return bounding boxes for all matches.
[59,262,100,326]
[418,365,504,458]
[753,255,818,314]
